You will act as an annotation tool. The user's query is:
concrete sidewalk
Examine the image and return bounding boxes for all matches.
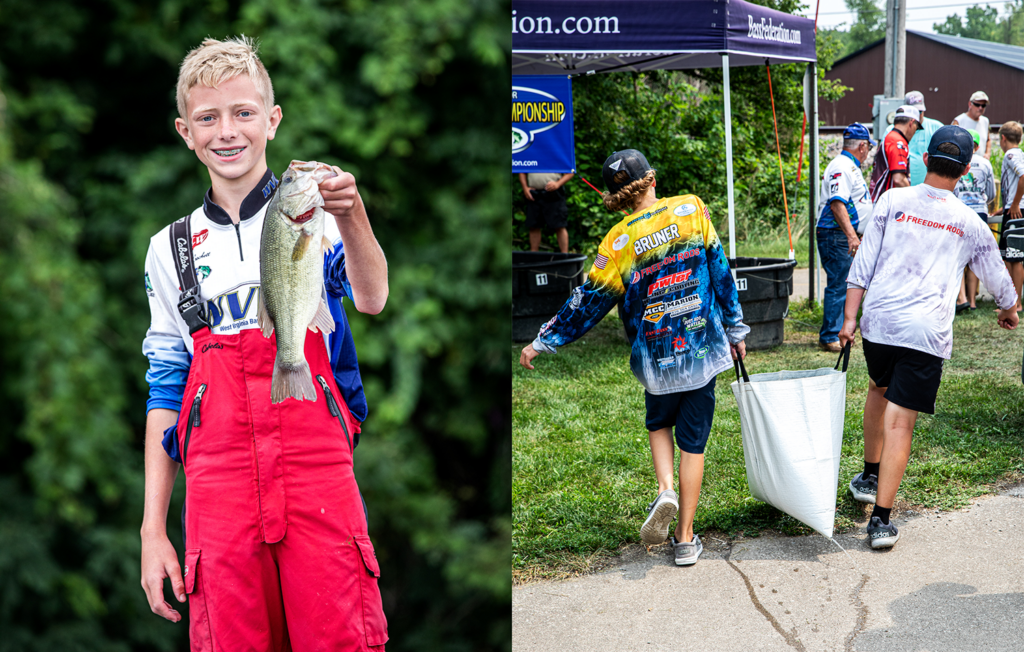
[513,486,1024,651]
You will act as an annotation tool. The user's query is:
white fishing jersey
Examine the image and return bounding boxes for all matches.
[847,184,1017,359]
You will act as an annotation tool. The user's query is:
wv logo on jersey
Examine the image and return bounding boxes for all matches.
[205,285,261,331]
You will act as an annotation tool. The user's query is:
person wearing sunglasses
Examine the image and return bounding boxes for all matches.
[952,91,992,159]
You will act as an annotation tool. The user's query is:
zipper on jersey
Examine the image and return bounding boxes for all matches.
[233,223,244,261]
[183,383,207,466]
[316,374,352,452]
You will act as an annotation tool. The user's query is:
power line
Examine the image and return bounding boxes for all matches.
[809,1,1014,17]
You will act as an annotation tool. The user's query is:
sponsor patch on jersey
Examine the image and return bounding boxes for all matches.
[539,315,557,334]
[684,316,707,332]
[696,346,709,359]
[631,271,640,284]
[829,182,839,194]
[594,253,609,270]
[657,356,677,369]
[645,326,671,341]
[647,269,699,299]
[642,295,702,323]
[672,335,686,353]
[634,224,680,255]
[673,203,697,217]
[830,172,843,180]
[192,229,209,248]
[198,265,212,281]
[569,286,584,310]
[145,272,155,297]
[627,206,668,227]
[897,213,964,237]
[612,234,630,251]
[895,211,907,222]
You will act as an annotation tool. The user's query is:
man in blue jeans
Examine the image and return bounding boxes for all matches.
[816,123,875,352]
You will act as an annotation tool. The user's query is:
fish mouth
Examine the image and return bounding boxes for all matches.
[290,208,317,223]
[213,147,246,158]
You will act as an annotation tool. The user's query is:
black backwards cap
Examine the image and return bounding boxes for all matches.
[927,126,974,167]
[602,149,655,194]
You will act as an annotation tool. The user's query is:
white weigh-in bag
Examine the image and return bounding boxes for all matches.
[729,346,849,538]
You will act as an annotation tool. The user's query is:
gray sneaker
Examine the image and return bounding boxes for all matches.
[640,490,678,544]
[849,472,878,504]
[867,516,900,549]
[671,534,703,566]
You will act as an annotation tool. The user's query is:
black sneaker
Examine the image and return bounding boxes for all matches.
[849,472,878,504]
[867,516,900,549]
[640,490,678,544]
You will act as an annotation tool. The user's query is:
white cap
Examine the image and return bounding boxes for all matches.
[970,90,989,103]
[894,105,922,126]
[904,90,926,111]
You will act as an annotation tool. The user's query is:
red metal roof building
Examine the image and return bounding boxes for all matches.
[823,31,1024,129]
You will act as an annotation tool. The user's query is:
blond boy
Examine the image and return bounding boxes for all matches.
[140,37,389,650]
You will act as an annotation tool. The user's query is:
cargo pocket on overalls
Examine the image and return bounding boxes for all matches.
[184,548,213,649]
[354,535,389,648]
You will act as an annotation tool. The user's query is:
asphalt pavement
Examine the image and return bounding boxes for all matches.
[512,484,1024,651]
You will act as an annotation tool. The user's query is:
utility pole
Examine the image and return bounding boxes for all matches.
[883,0,907,98]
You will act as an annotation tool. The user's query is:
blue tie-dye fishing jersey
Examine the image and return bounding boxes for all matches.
[533,194,750,394]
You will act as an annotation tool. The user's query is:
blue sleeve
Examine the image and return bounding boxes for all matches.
[535,251,623,351]
[324,239,353,299]
[705,225,750,343]
[144,333,191,412]
[327,294,368,424]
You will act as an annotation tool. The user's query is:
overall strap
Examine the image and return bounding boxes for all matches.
[169,216,209,334]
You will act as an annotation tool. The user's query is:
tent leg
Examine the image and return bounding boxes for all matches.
[723,54,736,276]
[806,62,819,305]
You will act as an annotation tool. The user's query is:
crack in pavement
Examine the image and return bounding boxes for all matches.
[725,546,807,652]
[844,573,870,652]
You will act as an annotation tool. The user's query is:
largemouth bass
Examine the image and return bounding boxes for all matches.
[258,160,337,403]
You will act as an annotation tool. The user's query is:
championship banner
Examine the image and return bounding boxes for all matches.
[512,75,575,173]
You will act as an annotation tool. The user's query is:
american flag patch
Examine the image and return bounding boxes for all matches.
[703,205,711,221]
[595,254,609,269]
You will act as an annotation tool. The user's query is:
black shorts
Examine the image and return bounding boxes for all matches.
[644,376,716,454]
[524,189,569,230]
[999,209,1024,261]
[862,339,943,414]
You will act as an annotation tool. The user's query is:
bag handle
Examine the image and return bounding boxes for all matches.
[733,352,750,384]
[834,341,851,372]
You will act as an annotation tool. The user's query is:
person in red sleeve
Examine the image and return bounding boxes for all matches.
[870,105,921,202]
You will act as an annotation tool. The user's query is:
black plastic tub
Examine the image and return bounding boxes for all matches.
[512,251,589,342]
[728,257,798,350]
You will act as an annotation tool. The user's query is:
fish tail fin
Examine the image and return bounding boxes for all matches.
[271,359,318,404]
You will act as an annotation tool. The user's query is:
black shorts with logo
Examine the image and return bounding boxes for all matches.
[524,188,569,230]
[862,339,943,414]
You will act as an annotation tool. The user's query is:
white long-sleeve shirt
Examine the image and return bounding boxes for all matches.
[848,184,1016,359]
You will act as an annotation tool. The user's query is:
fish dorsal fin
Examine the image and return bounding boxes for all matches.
[308,299,335,334]
[257,290,275,338]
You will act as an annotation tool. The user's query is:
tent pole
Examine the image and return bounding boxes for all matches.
[722,54,736,275]
[806,63,817,305]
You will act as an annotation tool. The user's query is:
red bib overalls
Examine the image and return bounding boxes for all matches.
[177,325,387,651]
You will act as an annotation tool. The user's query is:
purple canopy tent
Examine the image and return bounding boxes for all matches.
[512,0,820,296]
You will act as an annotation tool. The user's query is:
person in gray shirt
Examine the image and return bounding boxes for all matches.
[954,129,996,311]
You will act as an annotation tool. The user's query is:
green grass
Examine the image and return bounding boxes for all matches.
[512,301,1024,581]
[732,231,811,268]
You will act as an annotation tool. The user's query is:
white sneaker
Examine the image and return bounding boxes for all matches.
[640,490,678,544]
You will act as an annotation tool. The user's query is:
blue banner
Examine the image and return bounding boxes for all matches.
[512,75,575,173]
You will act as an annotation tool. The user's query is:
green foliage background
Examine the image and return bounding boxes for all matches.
[0,0,510,649]
[512,0,846,257]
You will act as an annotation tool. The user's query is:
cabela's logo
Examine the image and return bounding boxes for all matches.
[176,237,191,273]
[201,342,224,353]
[512,86,567,154]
